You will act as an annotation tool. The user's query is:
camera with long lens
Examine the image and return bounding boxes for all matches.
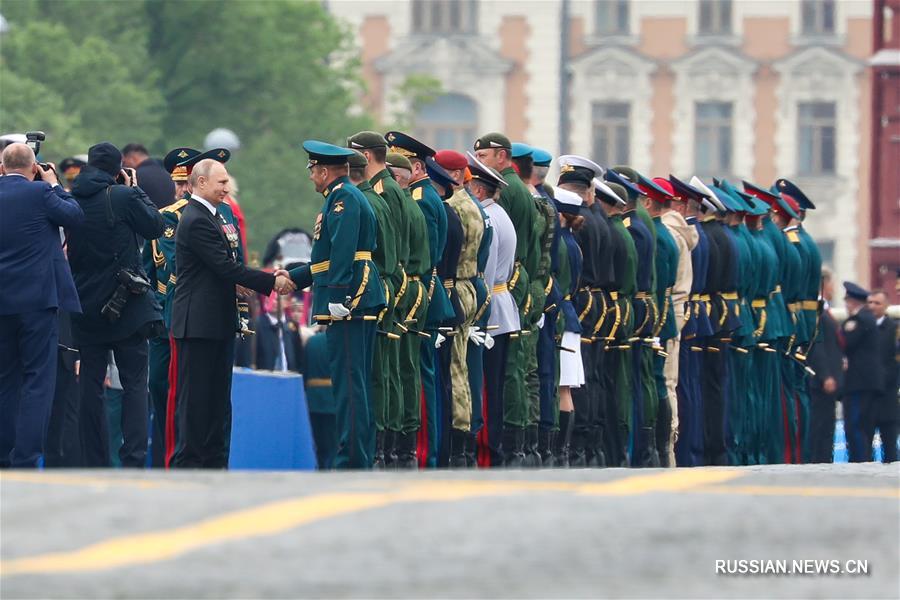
[101,269,151,322]
[25,131,53,181]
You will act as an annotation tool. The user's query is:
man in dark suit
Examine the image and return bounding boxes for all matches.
[867,290,898,462]
[0,143,84,467]
[171,159,294,468]
[807,269,843,463]
[840,282,884,462]
[123,143,176,210]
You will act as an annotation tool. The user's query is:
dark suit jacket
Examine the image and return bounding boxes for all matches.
[136,158,176,210]
[841,307,884,395]
[0,174,83,315]
[875,316,899,397]
[171,198,274,340]
[254,315,299,372]
[808,308,843,392]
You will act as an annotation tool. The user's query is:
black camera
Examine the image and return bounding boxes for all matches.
[25,131,54,180]
[101,269,151,322]
[116,167,136,186]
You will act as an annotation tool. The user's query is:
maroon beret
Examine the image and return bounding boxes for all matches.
[434,149,467,171]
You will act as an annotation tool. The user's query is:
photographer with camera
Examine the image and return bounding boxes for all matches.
[0,142,84,468]
[67,142,165,468]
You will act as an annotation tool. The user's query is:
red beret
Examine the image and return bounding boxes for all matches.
[434,149,467,171]
[639,178,673,204]
[653,177,676,198]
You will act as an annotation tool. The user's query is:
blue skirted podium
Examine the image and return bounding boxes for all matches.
[228,368,317,470]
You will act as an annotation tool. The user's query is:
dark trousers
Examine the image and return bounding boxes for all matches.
[843,392,875,463]
[436,340,453,467]
[328,318,376,469]
[808,388,836,463]
[468,340,485,433]
[147,335,170,468]
[701,340,727,466]
[45,347,82,467]
[78,334,149,468]
[0,309,59,467]
[482,333,510,467]
[874,391,898,463]
[172,337,233,469]
[537,312,558,431]
[310,411,337,470]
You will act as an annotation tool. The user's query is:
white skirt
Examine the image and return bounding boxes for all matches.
[559,331,585,388]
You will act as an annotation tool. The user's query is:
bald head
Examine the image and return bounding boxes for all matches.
[190,159,230,204]
[1,143,36,175]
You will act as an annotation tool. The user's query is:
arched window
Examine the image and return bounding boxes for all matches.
[414,93,478,152]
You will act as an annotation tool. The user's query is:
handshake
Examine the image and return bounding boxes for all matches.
[274,269,296,295]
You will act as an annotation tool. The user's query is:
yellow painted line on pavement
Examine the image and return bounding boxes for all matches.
[0,472,190,490]
[0,470,739,577]
[690,484,900,500]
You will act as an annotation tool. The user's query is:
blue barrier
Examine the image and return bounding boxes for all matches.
[229,368,317,470]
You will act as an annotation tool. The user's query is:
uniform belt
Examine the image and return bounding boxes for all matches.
[310,252,373,275]
[721,292,738,300]
[157,281,167,294]
[305,378,331,388]
[699,294,711,301]
[443,279,455,289]
[751,299,767,308]
[408,275,421,281]
[788,302,800,312]
[492,282,508,294]
[609,291,619,300]
[665,287,673,294]
[690,293,701,301]
[635,292,651,300]
[801,300,819,310]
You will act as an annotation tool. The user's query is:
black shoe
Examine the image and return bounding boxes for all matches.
[449,429,468,468]
[373,430,386,470]
[525,425,542,468]
[395,432,419,470]
[591,427,607,468]
[570,429,588,468]
[553,411,573,468]
[384,430,398,469]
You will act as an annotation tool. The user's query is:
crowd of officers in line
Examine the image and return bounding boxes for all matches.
[141,130,894,471]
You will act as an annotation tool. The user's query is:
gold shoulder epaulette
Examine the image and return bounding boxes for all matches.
[374,179,384,194]
[161,198,189,214]
[786,230,800,243]
[412,187,423,201]
[623,217,632,227]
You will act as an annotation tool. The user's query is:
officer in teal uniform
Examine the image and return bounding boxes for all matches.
[303,330,337,469]
[289,141,385,469]
[384,131,454,468]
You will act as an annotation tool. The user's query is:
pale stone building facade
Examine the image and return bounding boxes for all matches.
[327,0,874,289]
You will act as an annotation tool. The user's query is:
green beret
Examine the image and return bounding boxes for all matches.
[386,152,412,171]
[473,132,511,151]
[348,149,368,168]
[347,131,387,150]
[607,182,628,205]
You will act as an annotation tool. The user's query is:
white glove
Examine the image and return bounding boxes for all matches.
[483,332,495,350]
[435,333,446,348]
[467,326,486,346]
[537,315,545,329]
[328,302,350,319]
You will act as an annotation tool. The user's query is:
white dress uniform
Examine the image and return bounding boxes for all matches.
[482,198,520,337]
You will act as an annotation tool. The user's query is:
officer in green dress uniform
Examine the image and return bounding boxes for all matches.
[348,131,413,466]
[384,131,455,468]
[473,132,540,466]
[288,140,385,469]
[347,149,398,469]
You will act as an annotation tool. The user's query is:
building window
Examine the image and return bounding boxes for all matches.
[415,93,478,151]
[595,0,630,35]
[797,102,836,175]
[694,101,732,176]
[818,240,835,270]
[592,102,631,166]
[801,0,835,35]
[698,0,732,36]
[411,0,477,35]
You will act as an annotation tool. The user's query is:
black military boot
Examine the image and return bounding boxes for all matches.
[639,426,661,468]
[373,430,386,470]
[569,429,588,468]
[465,432,478,468]
[503,427,525,468]
[618,424,631,467]
[449,429,468,468]
[537,426,553,466]
[554,411,573,468]
[395,432,418,470]
[524,425,542,468]
[384,430,398,469]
